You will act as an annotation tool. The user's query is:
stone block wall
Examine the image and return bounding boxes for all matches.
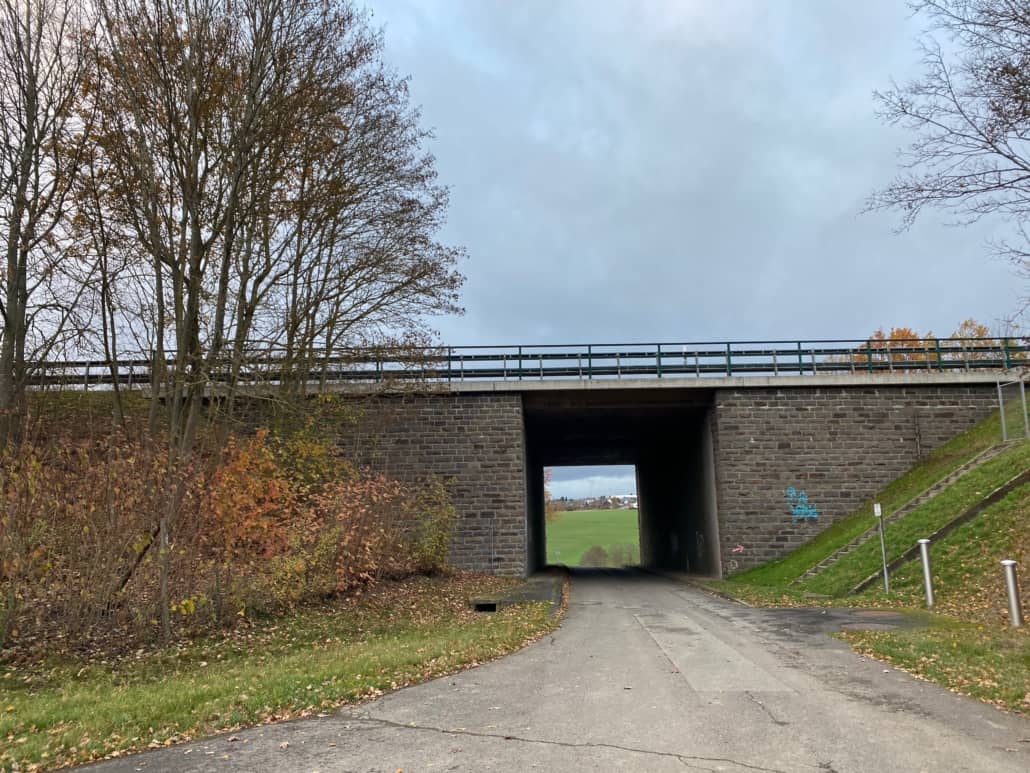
[710,384,998,574]
[336,391,527,575]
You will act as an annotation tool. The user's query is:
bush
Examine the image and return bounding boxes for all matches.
[0,424,459,654]
[608,543,640,566]
[580,545,609,567]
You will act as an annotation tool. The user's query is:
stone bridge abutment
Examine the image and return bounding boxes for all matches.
[336,375,999,577]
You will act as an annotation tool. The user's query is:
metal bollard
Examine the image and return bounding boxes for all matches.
[1001,560,1024,628]
[918,539,935,608]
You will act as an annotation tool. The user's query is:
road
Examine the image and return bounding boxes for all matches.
[87,569,1030,772]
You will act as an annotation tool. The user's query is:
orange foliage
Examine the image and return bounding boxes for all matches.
[852,319,1002,364]
[204,429,297,561]
[1,426,457,651]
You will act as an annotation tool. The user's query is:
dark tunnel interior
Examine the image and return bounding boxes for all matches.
[523,389,722,577]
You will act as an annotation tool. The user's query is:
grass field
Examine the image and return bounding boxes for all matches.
[0,574,558,771]
[546,509,640,565]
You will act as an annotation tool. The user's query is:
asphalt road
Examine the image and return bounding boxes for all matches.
[86,569,1030,772]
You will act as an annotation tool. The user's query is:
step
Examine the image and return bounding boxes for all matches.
[790,442,1012,585]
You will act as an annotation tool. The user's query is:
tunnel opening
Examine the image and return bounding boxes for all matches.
[544,464,640,568]
[524,389,722,577]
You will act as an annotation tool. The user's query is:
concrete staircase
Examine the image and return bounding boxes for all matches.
[791,442,1012,585]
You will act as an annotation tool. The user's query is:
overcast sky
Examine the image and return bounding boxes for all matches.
[366,0,1023,496]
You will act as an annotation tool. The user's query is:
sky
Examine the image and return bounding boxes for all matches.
[365,0,1024,496]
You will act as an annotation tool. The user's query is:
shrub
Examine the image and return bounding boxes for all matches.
[580,545,609,567]
[608,543,640,566]
[405,477,456,574]
[0,422,459,654]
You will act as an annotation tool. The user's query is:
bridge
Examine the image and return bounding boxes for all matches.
[29,336,1030,388]
[38,338,1027,578]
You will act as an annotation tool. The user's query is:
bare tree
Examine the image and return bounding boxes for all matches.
[74,0,464,637]
[0,0,95,446]
[85,0,463,446]
[869,1,1030,312]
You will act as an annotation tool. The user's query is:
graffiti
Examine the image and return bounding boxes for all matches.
[731,543,745,553]
[785,486,819,521]
[727,559,739,572]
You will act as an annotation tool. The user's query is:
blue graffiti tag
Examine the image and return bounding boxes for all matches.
[785,487,819,521]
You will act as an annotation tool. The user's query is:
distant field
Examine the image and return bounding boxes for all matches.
[545,509,640,566]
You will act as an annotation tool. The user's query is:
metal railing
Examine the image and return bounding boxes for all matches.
[27,337,1030,389]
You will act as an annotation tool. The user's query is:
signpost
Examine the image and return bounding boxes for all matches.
[874,503,889,594]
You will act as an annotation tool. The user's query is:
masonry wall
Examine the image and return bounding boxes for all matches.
[710,384,998,575]
[336,392,527,575]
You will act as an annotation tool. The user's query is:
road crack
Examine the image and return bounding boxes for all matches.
[746,691,790,726]
[343,713,800,772]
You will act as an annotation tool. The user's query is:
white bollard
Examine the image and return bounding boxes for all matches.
[918,539,934,608]
[1001,560,1023,628]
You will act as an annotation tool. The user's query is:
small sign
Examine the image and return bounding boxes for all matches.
[874,503,882,518]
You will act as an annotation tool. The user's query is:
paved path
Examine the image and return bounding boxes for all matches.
[87,570,1030,772]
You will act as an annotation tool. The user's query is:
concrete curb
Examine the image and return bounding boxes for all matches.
[470,571,566,616]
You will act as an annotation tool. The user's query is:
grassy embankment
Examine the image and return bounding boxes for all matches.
[545,508,640,565]
[708,410,1030,714]
[0,574,560,772]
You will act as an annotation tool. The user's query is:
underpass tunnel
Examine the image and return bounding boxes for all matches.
[636,411,721,575]
[523,390,721,577]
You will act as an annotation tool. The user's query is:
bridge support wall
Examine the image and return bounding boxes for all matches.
[710,385,997,574]
[337,392,528,575]
[336,382,998,578]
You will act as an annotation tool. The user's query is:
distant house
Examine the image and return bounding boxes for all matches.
[612,494,638,508]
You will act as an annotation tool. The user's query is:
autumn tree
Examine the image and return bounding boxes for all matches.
[848,318,1007,364]
[869,1,1030,311]
[543,467,563,522]
[81,0,463,447]
[856,326,936,363]
[0,0,96,446]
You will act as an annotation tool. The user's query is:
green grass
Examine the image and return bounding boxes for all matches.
[730,410,1005,588]
[800,439,1030,596]
[840,484,1030,714]
[706,408,1030,715]
[545,509,640,565]
[0,574,559,772]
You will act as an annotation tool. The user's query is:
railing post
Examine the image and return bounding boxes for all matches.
[656,343,662,378]
[1022,380,1029,439]
[518,346,523,381]
[1001,560,1024,628]
[587,345,592,380]
[447,347,453,383]
[998,381,1009,442]
[726,342,732,376]
[1003,339,1011,369]
[918,539,935,608]
[935,338,942,372]
[797,341,803,375]
[867,339,873,373]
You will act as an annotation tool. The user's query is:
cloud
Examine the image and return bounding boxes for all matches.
[369,0,1026,490]
[372,0,1021,348]
[550,474,637,500]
